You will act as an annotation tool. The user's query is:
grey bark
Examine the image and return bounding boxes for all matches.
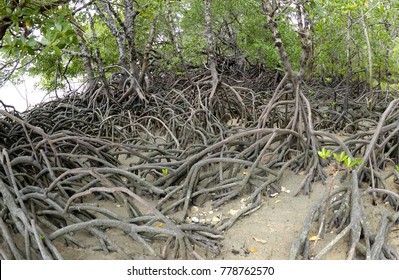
[204,0,219,101]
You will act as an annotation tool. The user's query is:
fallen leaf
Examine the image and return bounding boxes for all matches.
[211,216,220,225]
[248,248,257,253]
[275,200,282,203]
[157,223,164,228]
[253,237,267,244]
[190,206,199,214]
[309,235,320,241]
[242,171,248,175]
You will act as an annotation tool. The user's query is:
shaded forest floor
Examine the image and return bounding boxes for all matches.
[1,67,399,260]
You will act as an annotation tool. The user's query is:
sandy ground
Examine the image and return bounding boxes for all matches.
[57,167,399,260]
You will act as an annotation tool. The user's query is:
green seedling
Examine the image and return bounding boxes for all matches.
[313,148,363,254]
[162,168,169,176]
[333,151,348,164]
[333,151,362,169]
[317,147,331,159]
[395,165,399,172]
[344,157,363,169]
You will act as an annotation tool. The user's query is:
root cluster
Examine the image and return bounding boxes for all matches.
[1,68,398,259]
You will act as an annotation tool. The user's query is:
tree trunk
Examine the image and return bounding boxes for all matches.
[360,8,374,109]
[344,12,352,114]
[138,16,157,88]
[204,0,219,102]
[72,21,96,90]
[94,2,129,72]
[124,0,140,78]
[262,1,296,83]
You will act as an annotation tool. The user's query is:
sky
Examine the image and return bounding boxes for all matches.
[0,76,58,112]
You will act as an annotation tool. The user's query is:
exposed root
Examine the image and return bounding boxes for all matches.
[1,67,398,260]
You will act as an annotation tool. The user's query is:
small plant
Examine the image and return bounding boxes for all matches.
[312,149,363,253]
[318,149,363,170]
[344,157,363,169]
[333,151,348,164]
[395,165,399,172]
[332,151,363,169]
[162,168,169,176]
[317,147,331,159]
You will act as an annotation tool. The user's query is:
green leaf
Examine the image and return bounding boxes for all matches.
[333,151,348,163]
[342,156,363,169]
[344,157,355,168]
[27,38,37,47]
[53,45,61,55]
[55,21,62,31]
[318,147,331,159]
[27,47,35,55]
[41,37,49,45]
[162,168,169,175]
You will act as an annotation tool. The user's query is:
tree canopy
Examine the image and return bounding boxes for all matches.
[1,0,397,92]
